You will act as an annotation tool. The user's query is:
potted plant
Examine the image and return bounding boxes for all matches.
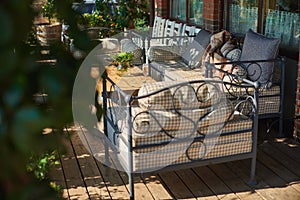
[36,0,62,46]
[112,52,134,70]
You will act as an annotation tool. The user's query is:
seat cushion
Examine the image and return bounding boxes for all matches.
[148,46,182,62]
[182,29,211,69]
[240,29,281,87]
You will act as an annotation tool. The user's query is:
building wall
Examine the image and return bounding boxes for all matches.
[154,0,168,18]
[202,0,223,33]
[154,0,223,33]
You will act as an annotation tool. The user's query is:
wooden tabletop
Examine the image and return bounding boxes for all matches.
[97,65,154,96]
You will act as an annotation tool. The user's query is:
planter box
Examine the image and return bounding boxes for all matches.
[36,22,62,46]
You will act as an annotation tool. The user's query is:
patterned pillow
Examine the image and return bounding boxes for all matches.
[221,39,238,57]
[138,81,215,110]
[240,29,281,86]
[232,66,247,79]
[225,48,242,61]
[182,29,211,69]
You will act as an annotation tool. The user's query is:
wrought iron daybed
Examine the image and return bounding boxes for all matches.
[102,74,259,200]
[205,56,286,136]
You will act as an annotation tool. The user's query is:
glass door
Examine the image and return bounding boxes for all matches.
[227,0,259,34]
[264,0,299,52]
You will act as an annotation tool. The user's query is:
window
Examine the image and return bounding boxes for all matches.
[226,0,299,58]
[227,0,259,34]
[170,0,203,25]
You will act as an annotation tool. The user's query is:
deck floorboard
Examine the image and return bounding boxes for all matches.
[49,125,300,200]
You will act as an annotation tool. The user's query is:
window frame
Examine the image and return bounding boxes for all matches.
[224,0,299,60]
[168,0,203,27]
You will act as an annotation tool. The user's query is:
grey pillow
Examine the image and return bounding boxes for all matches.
[225,48,241,61]
[182,29,211,69]
[240,29,281,86]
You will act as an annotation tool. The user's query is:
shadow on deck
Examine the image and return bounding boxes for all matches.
[50,120,300,200]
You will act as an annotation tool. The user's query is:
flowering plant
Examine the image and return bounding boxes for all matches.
[112,52,134,69]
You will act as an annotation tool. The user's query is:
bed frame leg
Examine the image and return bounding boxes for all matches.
[278,115,284,137]
[129,172,134,200]
[248,157,257,188]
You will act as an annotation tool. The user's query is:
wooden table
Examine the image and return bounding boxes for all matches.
[96,65,154,101]
[95,65,154,121]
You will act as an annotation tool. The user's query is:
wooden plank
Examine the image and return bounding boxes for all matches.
[268,138,300,166]
[241,158,300,200]
[140,173,173,200]
[114,170,155,200]
[60,132,90,199]
[225,160,281,200]
[193,166,239,200]
[132,176,155,200]
[79,124,156,199]
[77,127,129,199]
[209,163,263,200]
[70,132,111,199]
[158,171,197,199]
[49,157,69,199]
[176,168,218,200]
[94,159,129,200]
[260,142,300,177]
[256,148,300,193]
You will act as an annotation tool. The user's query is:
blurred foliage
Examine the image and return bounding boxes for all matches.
[94,0,149,36]
[79,12,105,27]
[0,0,86,199]
[26,150,60,181]
[0,0,150,199]
[134,17,149,31]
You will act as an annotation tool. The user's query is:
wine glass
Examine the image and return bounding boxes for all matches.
[142,63,149,83]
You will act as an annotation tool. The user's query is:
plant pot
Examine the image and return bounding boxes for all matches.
[117,62,131,70]
[36,22,62,46]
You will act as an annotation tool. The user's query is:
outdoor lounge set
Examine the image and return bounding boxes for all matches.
[101,17,286,200]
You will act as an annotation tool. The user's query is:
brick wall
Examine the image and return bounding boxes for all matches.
[154,0,168,18]
[202,0,223,33]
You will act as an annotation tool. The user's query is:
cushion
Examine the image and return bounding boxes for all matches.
[138,80,221,110]
[209,30,231,54]
[221,39,238,58]
[182,29,211,69]
[148,46,181,62]
[121,38,143,65]
[226,48,246,79]
[240,29,281,86]
[225,48,242,61]
[138,81,199,110]
[232,66,247,79]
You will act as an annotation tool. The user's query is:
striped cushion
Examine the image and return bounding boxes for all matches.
[137,80,227,110]
[148,46,181,62]
[118,123,253,172]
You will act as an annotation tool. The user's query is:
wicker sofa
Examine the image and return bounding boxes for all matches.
[103,75,259,200]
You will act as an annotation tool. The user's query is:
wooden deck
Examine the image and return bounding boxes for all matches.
[50,122,300,200]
